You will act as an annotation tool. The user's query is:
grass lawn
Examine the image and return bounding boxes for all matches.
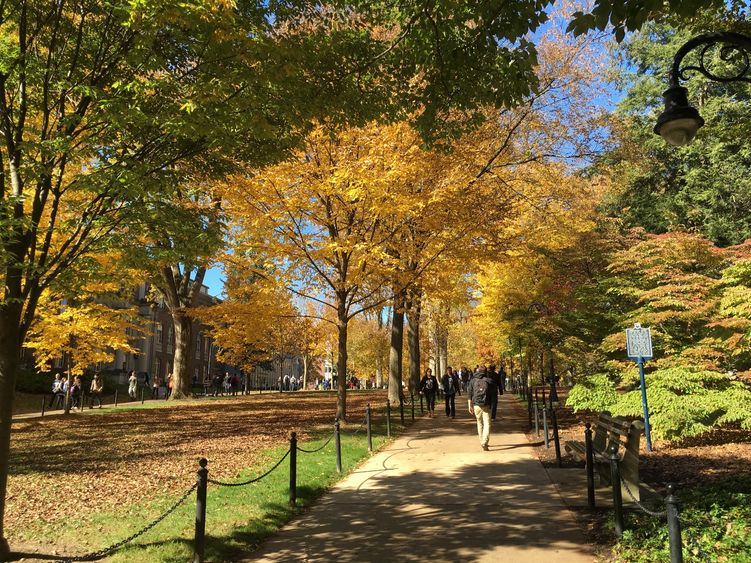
[7,391,407,562]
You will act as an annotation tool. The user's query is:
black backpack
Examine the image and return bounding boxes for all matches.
[471,377,491,406]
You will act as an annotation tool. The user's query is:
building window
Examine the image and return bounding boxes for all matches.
[167,326,173,354]
[195,334,201,359]
[155,323,163,351]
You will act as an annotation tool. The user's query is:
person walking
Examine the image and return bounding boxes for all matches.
[70,376,82,410]
[419,367,439,418]
[442,366,459,418]
[467,366,496,451]
[128,370,138,400]
[49,374,64,409]
[152,375,160,399]
[488,364,502,420]
[89,373,104,408]
[165,374,173,399]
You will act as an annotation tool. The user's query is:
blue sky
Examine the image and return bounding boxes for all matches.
[203,265,225,298]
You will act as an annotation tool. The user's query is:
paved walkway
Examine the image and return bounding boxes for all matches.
[247,393,594,562]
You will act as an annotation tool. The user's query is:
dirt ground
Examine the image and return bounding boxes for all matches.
[6,391,385,542]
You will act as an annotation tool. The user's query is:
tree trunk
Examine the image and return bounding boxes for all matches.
[539,348,545,386]
[407,296,421,395]
[0,306,22,556]
[388,292,404,405]
[170,312,194,399]
[336,296,348,420]
[527,349,533,387]
[438,326,448,379]
[158,265,206,400]
[302,355,308,390]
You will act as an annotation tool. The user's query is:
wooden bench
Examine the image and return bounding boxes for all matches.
[565,412,644,501]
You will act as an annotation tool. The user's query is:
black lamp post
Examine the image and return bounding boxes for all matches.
[654,32,751,146]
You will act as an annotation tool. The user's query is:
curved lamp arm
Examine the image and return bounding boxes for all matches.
[669,31,751,86]
[655,32,751,145]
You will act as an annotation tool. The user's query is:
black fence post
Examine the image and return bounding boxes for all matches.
[609,443,624,537]
[334,419,342,473]
[141,387,145,404]
[366,404,373,452]
[289,432,297,506]
[533,401,539,436]
[114,389,119,407]
[41,396,46,417]
[410,393,415,422]
[386,399,391,437]
[420,393,424,414]
[542,404,549,448]
[193,458,208,563]
[666,484,683,563]
[551,406,562,467]
[399,396,405,425]
[585,423,595,509]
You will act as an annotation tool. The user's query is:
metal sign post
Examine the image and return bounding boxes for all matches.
[626,323,654,452]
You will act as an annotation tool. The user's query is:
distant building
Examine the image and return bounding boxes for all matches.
[24,281,308,389]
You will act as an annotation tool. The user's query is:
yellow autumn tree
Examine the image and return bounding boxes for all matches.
[24,250,147,377]
[220,122,433,419]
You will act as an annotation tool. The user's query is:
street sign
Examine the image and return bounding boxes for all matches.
[626,323,653,360]
[626,322,654,451]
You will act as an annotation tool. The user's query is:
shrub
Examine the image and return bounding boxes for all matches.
[567,367,751,442]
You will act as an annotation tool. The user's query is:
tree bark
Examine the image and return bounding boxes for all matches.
[388,291,405,405]
[407,295,421,395]
[438,325,448,378]
[159,265,206,400]
[302,354,308,390]
[170,311,194,399]
[0,306,21,556]
[336,295,348,420]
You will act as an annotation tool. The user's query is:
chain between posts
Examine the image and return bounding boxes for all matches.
[343,415,368,436]
[297,431,336,453]
[620,474,668,518]
[57,482,198,562]
[207,449,291,487]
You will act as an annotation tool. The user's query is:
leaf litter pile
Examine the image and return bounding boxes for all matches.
[7,391,384,546]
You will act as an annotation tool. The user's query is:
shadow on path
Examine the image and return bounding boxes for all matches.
[245,394,593,563]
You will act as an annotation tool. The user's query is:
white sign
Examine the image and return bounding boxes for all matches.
[626,323,653,359]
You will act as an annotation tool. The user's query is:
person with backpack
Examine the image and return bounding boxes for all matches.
[442,366,460,418]
[467,366,496,451]
[419,367,439,418]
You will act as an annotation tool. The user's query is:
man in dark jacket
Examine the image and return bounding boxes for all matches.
[467,366,496,450]
[419,368,439,418]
